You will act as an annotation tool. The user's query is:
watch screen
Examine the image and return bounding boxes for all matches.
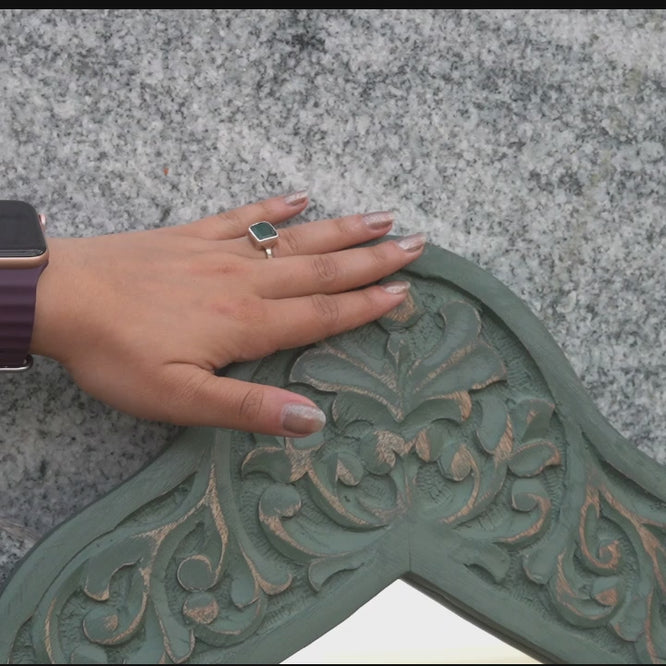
[0,201,47,257]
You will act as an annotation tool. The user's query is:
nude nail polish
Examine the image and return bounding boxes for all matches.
[397,233,426,252]
[362,211,394,230]
[382,281,411,294]
[282,403,326,434]
[283,190,309,206]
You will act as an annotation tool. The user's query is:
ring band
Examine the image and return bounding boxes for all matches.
[248,221,279,259]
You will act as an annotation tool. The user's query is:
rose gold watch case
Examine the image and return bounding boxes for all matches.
[0,213,49,268]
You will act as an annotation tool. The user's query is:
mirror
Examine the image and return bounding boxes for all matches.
[284,580,540,664]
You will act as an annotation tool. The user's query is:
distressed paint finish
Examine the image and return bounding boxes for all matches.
[0,243,664,664]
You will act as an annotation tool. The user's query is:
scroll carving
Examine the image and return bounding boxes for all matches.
[1,244,665,664]
[241,295,562,590]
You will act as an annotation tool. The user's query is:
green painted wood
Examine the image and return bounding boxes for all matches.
[1,242,664,663]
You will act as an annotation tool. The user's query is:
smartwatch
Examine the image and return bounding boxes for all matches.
[0,201,48,371]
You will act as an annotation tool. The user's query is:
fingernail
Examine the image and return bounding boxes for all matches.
[283,190,309,206]
[362,211,394,230]
[397,233,426,252]
[282,403,326,434]
[382,280,411,295]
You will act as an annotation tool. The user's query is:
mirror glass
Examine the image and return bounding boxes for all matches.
[284,580,540,664]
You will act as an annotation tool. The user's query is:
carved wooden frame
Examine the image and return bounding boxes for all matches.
[1,242,663,664]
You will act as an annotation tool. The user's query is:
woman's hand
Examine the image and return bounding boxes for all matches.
[31,192,425,436]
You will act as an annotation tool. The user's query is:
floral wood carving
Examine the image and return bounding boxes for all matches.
[1,243,664,664]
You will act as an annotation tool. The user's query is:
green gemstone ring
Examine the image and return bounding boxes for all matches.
[248,221,279,259]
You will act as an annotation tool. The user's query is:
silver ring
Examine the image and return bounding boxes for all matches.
[248,221,279,259]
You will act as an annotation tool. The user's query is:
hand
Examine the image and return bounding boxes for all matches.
[31,193,426,436]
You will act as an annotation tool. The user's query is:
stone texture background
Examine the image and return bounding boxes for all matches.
[0,9,664,603]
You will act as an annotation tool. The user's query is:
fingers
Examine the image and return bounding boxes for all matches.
[161,365,327,436]
[176,191,309,240]
[264,281,413,350]
[157,280,412,434]
[256,234,426,299]
[229,210,396,259]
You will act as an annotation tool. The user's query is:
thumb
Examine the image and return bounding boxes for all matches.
[165,365,327,436]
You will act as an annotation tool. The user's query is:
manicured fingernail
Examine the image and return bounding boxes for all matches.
[397,233,426,252]
[282,403,326,434]
[362,211,394,230]
[283,190,309,206]
[382,280,411,295]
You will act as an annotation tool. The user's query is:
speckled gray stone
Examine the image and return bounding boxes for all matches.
[0,9,664,589]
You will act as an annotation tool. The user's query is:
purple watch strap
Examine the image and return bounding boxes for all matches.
[0,265,46,369]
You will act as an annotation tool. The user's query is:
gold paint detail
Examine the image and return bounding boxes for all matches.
[501,494,551,544]
[383,290,418,323]
[36,450,292,662]
[182,595,219,625]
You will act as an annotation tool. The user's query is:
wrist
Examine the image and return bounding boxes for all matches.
[30,237,77,363]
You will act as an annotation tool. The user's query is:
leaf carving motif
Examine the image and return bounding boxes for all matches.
[524,455,666,662]
[242,298,563,587]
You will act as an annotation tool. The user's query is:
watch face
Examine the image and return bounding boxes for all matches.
[0,201,47,258]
